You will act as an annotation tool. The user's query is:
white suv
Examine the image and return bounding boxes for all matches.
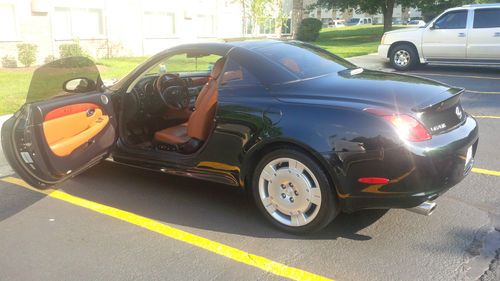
[378,3,500,70]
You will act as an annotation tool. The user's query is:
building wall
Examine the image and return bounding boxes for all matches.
[0,0,242,66]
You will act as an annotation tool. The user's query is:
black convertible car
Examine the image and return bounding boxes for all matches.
[2,40,478,233]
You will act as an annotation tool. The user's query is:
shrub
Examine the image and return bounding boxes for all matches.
[17,43,38,67]
[59,42,85,58]
[44,55,56,64]
[297,18,323,42]
[1,55,17,68]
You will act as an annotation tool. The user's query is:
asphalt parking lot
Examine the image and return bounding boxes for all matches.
[0,62,499,281]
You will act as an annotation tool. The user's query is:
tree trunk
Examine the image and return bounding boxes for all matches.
[292,0,303,39]
[383,0,395,32]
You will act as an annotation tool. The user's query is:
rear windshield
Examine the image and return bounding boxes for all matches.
[257,42,354,81]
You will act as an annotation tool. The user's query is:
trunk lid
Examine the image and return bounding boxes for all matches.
[271,69,465,135]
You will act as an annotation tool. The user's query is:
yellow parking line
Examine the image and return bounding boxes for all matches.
[409,72,500,80]
[472,168,500,177]
[0,176,333,281]
[465,90,500,95]
[473,116,500,119]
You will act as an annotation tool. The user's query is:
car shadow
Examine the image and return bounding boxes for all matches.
[62,161,386,240]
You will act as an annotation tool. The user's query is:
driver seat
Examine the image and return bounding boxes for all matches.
[153,58,226,153]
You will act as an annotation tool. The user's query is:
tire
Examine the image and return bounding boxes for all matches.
[251,148,338,234]
[390,44,418,71]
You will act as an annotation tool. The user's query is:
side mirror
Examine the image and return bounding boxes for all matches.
[63,77,96,93]
[430,22,437,30]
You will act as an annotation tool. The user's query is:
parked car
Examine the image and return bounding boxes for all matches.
[392,18,403,25]
[407,19,426,27]
[345,17,372,26]
[379,3,500,70]
[328,19,345,28]
[2,40,478,234]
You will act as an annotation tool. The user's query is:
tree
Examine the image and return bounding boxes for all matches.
[416,0,496,21]
[292,0,304,39]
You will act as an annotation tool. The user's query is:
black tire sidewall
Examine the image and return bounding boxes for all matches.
[251,149,338,234]
[390,44,417,71]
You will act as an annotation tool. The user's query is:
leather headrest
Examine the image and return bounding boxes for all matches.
[210,58,226,80]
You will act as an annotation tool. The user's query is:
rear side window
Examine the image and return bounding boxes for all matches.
[257,42,354,80]
[220,59,260,87]
[473,8,500,28]
[434,10,468,29]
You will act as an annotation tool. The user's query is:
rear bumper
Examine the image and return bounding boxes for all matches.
[378,44,391,58]
[326,115,479,212]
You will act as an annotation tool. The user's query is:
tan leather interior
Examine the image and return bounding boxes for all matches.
[154,123,188,144]
[43,108,109,157]
[280,57,300,73]
[154,58,225,145]
[222,70,243,83]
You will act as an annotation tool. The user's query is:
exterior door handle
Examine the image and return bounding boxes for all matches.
[458,32,466,37]
[494,32,500,37]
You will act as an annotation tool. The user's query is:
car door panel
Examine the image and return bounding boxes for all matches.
[422,10,469,59]
[467,8,500,60]
[30,92,116,174]
[43,106,109,157]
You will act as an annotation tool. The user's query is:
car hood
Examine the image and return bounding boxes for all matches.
[385,27,422,35]
[270,69,459,112]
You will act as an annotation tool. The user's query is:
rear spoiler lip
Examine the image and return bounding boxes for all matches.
[412,87,464,112]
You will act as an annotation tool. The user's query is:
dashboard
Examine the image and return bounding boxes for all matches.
[129,73,209,118]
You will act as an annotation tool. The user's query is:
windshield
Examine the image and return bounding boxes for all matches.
[257,42,355,81]
[347,18,360,24]
[27,56,100,103]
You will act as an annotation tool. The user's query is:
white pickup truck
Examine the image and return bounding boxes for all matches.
[378,3,500,70]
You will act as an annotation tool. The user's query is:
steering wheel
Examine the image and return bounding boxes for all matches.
[155,73,190,110]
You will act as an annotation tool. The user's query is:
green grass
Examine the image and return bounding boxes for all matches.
[0,57,147,115]
[315,25,404,58]
[0,25,404,115]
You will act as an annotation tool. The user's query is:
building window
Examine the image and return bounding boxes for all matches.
[0,4,17,41]
[143,12,175,38]
[53,7,104,40]
[197,14,215,37]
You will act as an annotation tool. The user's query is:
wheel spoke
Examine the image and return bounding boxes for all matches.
[290,212,307,226]
[261,164,276,181]
[261,197,276,213]
[291,159,305,173]
[309,188,322,205]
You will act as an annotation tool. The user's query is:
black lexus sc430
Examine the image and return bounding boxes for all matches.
[2,40,478,233]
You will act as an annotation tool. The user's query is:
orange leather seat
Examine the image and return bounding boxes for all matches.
[154,58,225,147]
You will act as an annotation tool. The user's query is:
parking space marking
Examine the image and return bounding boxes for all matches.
[465,90,500,95]
[408,72,500,80]
[0,176,333,281]
[472,168,500,177]
[474,116,500,119]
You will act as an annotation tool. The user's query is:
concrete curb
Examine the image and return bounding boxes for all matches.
[0,114,14,176]
[346,53,394,72]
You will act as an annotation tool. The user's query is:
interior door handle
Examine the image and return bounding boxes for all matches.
[494,32,500,37]
[458,32,466,37]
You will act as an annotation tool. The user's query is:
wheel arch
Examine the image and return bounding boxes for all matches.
[388,41,420,59]
[240,138,339,195]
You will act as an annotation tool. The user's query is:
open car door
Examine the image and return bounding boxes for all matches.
[1,57,117,188]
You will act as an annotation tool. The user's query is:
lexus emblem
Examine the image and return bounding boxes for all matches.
[455,106,463,119]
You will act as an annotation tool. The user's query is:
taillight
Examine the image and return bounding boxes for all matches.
[364,108,431,142]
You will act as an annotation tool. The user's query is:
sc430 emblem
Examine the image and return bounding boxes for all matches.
[430,123,447,132]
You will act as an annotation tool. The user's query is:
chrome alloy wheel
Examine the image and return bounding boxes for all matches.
[394,49,411,67]
[258,157,322,227]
